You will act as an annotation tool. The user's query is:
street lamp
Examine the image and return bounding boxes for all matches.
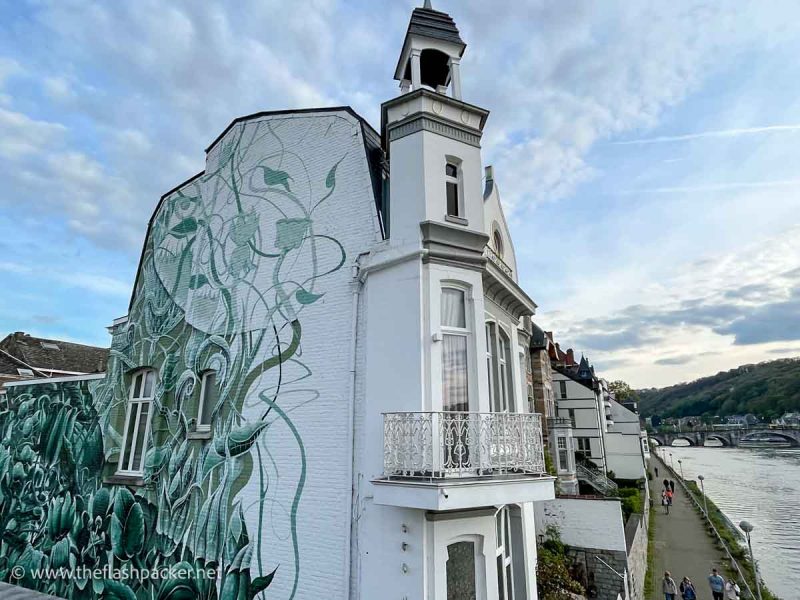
[739,520,763,600]
[697,474,708,517]
[669,452,674,470]
[678,459,684,480]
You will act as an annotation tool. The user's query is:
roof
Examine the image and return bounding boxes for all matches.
[407,6,465,48]
[0,582,63,599]
[0,332,108,374]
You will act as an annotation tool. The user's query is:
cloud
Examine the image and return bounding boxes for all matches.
[620,179,800,195]
[0,108,66,158]
[714,290,800,345]
[612,124,800,145]
[655,355,694,366]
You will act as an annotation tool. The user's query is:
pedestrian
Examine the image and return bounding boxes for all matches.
[725,580,741,599]
[708,568,725,600]
[670,479,675,492]
[666,487,674,506]
[655,466,659,478]
[662,489,670,515]
[663,478,669,490]
[662,571,678,600]
[680,576,697,600]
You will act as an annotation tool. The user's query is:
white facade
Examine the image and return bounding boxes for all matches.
[552,371,608,471]
[604,399,647,480]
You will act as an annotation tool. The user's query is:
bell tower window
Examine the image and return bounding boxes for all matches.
[446,161,461,217]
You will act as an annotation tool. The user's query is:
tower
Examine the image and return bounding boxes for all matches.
[381,1,489,246]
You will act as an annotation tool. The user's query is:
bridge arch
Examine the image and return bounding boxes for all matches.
[669,436,696,447]
[705,434,731,447]
[739,431,799,447]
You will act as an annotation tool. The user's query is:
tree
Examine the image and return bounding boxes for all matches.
[609,380,640,404]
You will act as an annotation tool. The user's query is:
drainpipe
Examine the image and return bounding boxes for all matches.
[345,257,365,600]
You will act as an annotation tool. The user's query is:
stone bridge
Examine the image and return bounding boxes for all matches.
[650,427,800,447]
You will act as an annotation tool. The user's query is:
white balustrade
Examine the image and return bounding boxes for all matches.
[383,411,546,479]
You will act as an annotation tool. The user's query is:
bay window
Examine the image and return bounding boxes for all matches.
[118,369,155,475]
[441,287,470,412]
[486,322,514,413]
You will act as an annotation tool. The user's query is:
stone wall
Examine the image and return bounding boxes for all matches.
[566,546,627,600]
[625,514,648,600]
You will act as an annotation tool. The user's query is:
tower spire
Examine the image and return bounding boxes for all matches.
[423,0,432,8]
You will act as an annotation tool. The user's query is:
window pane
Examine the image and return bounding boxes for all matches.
[143,370,155,398]
[446,182,459,216]
[446,541,476,600]
[497,554,505,600]
[200,372,217,425]
[132,373,142,399]
[131,403,149,472]
[441,289,466,328]
[446,163,458,178]
[442,334,468,412]
[122,404,138,470]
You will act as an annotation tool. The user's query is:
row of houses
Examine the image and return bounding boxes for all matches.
[0,3,650,599]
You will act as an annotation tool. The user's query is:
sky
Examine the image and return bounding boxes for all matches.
[0,0,798,388]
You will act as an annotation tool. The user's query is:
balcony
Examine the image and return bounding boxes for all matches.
[374,412,555,510]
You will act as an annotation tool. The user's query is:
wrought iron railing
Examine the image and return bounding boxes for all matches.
[483,245,513,278]
[383,411,546,479]
[576,463,619,496]
[547,416,574,429]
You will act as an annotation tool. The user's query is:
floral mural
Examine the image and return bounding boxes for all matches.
[0,113,360,599]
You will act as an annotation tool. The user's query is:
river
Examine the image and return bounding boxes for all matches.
[659,444,800,600]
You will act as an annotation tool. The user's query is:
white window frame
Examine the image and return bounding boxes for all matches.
[486,320,514,413]
[445,157,463,218]
[196,370,217,432]
[117,368,156,476]
[492,229,504,259]
[557,436,570,473]
[496,506,515,600]
[441,284,472,412]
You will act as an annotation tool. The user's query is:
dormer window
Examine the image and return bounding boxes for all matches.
[492,230,504,259]
[446,161,461,217]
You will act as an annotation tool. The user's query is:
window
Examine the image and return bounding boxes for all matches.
[16,368,34,376]
[496,507,515,600]
[557,437,569,472]
[445,162,460,217]
[576,437,591,458]
[118,369,156,475]
[442,287,469,412]
[40,342,60,350]
[197,371,218,431]
[446,541,477,600]
[493,230,504,258]
[559,380,568,399]
[486,323,514,413]
[568,408,576,427]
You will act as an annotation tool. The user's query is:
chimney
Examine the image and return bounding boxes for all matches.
[566,348,575,365]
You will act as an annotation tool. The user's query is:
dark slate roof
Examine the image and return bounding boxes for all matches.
[530,322,547,349]
[407,6,465,48]
[0,349,27,376]
[0,332,108,374]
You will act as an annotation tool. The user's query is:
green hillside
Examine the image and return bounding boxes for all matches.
[638,357,800,418]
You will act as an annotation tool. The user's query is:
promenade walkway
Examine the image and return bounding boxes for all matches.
[648,454,728,600]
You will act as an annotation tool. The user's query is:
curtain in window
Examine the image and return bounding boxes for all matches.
[442,334,469,412]
[441,288,466,328]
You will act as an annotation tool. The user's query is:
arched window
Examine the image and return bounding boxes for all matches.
[118,368,156,475]
[493,230,504,259]
[442,286,470,412]
[197,370,218,432]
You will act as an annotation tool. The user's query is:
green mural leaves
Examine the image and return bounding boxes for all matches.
[170,217,199,239]
[295,288,323,305]
[218,420,269,457]
[189,274,210,290]
[111,488,145,560]
[263,166,292,191]
[275,218,310,251]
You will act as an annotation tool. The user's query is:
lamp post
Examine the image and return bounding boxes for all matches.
[697,474,708,517]
[739,520,763,600]
[678,459,684,480]
[669,452,674,470]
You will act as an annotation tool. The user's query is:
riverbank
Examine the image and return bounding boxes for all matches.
[651,450,781,600]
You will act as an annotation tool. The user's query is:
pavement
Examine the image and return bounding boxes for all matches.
[648,454,729,600]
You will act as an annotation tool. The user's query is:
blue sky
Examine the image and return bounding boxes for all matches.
[0,0,798,387]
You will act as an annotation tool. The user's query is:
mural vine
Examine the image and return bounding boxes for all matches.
[0,115,353,599]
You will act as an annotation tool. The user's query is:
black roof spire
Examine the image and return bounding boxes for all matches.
[407,3,465,49]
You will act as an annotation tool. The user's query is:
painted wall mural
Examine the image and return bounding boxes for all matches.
[0,112,377,599]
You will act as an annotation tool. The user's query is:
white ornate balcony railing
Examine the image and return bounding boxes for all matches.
[483,245,513,278]
[383,411,546,479]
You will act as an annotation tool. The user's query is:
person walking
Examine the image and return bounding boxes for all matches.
[725,580,741,599]
[708,568,726,600]
[663,571,678,600]
[669,479,676,492]
[655,466,659,478]
[680,576,697,600]
[662,489,670,514]
[663,478,670,490]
